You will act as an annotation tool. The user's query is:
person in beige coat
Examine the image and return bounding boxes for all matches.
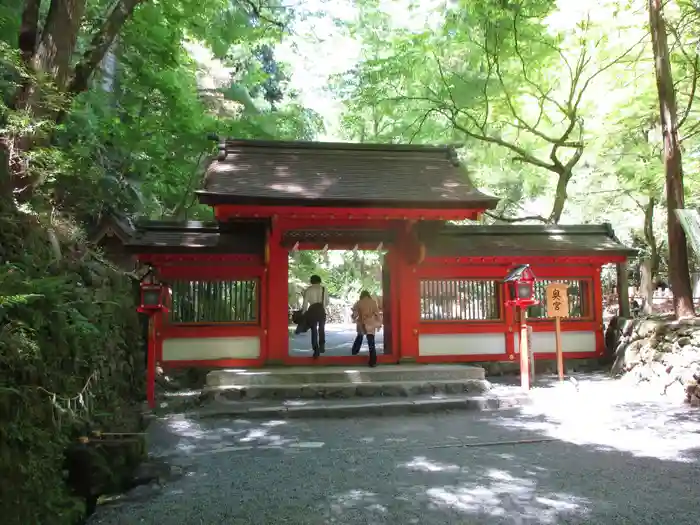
[351,290,382,367]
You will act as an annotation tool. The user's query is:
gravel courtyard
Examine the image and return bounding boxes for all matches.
[91,376,700,525]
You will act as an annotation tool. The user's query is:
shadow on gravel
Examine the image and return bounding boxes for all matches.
[315,408,700,525]
[91,375,700,525]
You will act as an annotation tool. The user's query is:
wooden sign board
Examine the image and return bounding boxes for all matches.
[546,283,569,318]
[545,282,568,381]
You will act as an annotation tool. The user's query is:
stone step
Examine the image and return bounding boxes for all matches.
[202,378,491,402]
[193,390,531,420]
[206,364,485,388]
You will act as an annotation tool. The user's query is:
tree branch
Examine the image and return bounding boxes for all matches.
[511,12,571,117]
[445,109,558,172]
[67,0,145,96]
[667,21,699,130]
[571,33,648,115]
[239,0,287,30]
[492,50,577,146]
[17,0,42,66]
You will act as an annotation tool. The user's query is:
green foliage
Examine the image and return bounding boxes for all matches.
[289,250,384,306]
[0,0,325,522]
[0,212,144,525]
[332,0,700,269]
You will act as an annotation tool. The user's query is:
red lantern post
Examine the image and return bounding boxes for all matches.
[137,271,170,408]
[504,265,539,390]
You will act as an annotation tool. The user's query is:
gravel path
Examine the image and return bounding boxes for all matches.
[91,378,700,525]
[289,323,384,357]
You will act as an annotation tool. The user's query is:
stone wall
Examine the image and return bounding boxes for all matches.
[474,358,603,377]
[610,317,700,402]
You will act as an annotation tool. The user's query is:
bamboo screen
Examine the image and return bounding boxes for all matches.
[420,279,501,321]
[169,280,259,323]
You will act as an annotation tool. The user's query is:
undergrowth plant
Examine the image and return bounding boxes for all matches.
[0,210,145,525]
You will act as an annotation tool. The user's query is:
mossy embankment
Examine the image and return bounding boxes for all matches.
[0,206,146,525]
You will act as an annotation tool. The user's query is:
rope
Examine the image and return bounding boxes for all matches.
[34,370,99,427]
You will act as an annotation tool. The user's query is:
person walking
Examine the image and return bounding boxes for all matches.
[351,290,382,367]
[302,274,328,358]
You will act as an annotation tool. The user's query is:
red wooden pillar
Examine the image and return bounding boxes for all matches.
[592,265,605,356]
[146,314,159,408]
[382,251,395,355]
[395,223,420,362]
[519,307,531,390]
[266,217,288,364]
[156,311,164,363]
[504,289,516,362]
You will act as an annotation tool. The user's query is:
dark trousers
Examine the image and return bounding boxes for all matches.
[351,333,377,365]
[306,303,326,354]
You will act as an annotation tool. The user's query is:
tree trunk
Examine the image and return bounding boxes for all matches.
[32,0,87,91]
[640,259,654,315]
[643,196,661,278]
[648,0,695,318]
[0,138,14,211]
[68,0,145,96]
[548,171,570,224]
[8,0,145,200]
[616,262,631,318]
[18,0,42,65]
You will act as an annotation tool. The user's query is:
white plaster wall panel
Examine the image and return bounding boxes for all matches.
[162,337,260,361]
[418,333,506,356]
[514,330,596,354]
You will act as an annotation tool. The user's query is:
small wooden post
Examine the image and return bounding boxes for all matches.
[519,307,530,390]
[528,325,535,380]
[555,317,564,380]
[546,283,570,381]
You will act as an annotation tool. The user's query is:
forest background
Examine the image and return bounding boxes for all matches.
[1,0,700,522]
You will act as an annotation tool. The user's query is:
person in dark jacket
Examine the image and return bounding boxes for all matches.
[302,275,328,358]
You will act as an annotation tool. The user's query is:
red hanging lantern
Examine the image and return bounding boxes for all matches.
[137,271,169,314]
[504,264,539,308]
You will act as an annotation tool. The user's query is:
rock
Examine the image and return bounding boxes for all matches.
[132,462,166,485]
[622,319,636,336]
[126,482,162,500]
[612,317,700,406]
[380,384,408,397]
[218,388,244,401]
[636,320,664,337]
[650,362,667,377]
[355,384,378,397]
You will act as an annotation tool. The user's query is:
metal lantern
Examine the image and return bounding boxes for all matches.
[137,271,169,314]
[517,281,533,301]
[504,264,539,308]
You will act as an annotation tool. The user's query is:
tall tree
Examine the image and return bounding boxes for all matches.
[335,0,644,224]
[648,0,694,317]
[0,0,296,204]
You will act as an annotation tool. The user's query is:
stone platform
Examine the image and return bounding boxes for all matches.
[203,364,488,401]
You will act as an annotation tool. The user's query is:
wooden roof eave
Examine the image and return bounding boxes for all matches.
[425,247,638,260]
[195,190,500,211]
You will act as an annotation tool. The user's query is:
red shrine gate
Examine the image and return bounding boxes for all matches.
[126,139,634,403]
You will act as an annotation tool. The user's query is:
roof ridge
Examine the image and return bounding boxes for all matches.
[218,138,458,156]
